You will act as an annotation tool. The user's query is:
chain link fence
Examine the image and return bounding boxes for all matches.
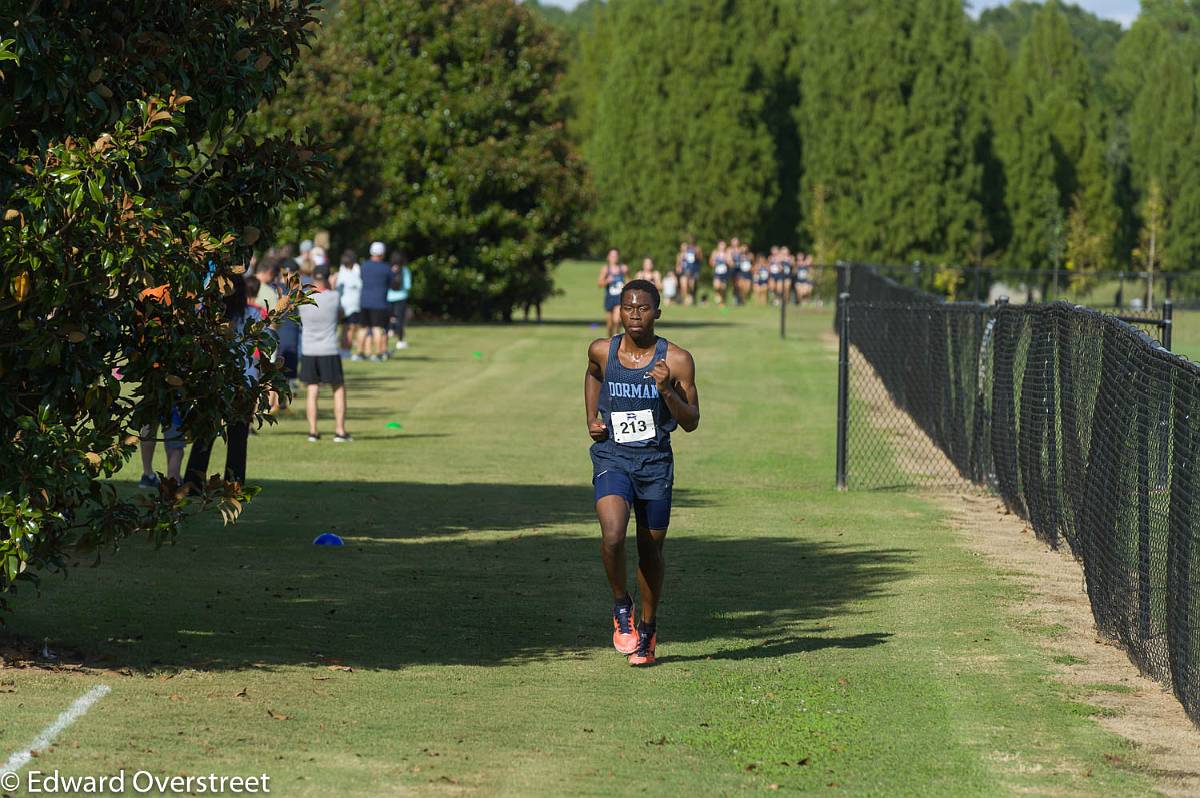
[834,264,1199,727]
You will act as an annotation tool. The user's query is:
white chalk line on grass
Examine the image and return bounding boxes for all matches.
[2,684,111,774]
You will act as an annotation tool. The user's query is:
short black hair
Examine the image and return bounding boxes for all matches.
[621,279,660,309]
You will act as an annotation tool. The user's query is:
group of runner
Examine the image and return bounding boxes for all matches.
[598,239,816,333]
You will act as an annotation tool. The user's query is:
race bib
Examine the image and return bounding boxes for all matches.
[686,252,696,264]
[611,409,655,444]
[741,261,752,272]
[797,267,810,280]
[608,281,624,296]
[715,264,728,275]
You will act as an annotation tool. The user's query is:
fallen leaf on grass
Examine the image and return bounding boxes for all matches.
[235,688,248,699]
[325,665,353,672]
[267,708,288,721]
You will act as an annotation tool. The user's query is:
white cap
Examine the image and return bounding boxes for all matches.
[370,241,386,257]
[312,248,327,267]
[299,239,314,254]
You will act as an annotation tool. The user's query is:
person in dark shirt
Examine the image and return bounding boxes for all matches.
[359,241,393,362]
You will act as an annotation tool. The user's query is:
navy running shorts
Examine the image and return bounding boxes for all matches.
[593,469,672,530]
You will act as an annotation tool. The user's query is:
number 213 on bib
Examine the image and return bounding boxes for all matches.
[611,409,656,444]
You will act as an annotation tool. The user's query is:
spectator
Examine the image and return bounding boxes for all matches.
[662,268,678,306]
[387,249,412,351]
[254,259,279,311]
[359,241,392,362]
[295,239,314,272]
[299,265,352,442]
[334,250,363,359]
[184,273,260,489]
[135,283,184,488]
[138,411,184,489]
[272,258,301,394]
[245,275,263,313]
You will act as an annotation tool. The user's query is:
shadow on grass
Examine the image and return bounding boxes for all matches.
[4,480,909,673]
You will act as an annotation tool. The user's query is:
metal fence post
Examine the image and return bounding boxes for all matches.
[1164,299,1174,352]
[780,282,787,340]
[836,291,851,491]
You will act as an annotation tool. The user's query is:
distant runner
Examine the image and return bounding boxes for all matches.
[597,248,628,337]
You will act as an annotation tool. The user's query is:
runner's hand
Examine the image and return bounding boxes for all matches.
[650,359,672,393]
[588,420,609,442]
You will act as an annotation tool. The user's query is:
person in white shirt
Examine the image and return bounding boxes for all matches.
[333,250,363,359]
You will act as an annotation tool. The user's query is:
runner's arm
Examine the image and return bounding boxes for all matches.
[597,265,609,287]
[663,347,700,432]
[584,339,608,440]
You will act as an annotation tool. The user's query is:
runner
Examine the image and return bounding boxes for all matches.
[583,279,701,666]
[768,250,782,305]
[793,251,814,305]
[676,236,700,304]
[773,246,794,305]
[736,245,754,306]
[754,254,770,304]
[635,256,662,290]
[597,248,628,337]
[710,240,731,306]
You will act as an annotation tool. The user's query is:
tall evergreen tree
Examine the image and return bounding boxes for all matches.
[973,31,1013,262]
[796,0,985,264]
[585,0,778,262]
[1112,0,1200,270]
[890,0,986,263]
[990,1,1119,270]
[976,0,1124,101]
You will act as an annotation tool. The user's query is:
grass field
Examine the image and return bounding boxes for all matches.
[0,262,1170,796]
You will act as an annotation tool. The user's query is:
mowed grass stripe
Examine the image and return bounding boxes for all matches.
[1,261,1155,796]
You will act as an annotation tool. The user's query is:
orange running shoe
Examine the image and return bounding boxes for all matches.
[628,623,656,666]
[612,597,639,654]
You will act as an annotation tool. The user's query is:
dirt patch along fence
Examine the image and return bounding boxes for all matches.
[834,264,1200,728]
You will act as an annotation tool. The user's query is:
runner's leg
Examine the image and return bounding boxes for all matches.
[596,494,631,601]
[635,522,667,624]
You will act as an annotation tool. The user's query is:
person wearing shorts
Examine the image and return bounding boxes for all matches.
[137,409,185,489]
[299,266,352,442]
[677,239,702,306]
[597,248,628,337]
[584,278,701,666]
[754,255,771,304]
[793,251,814,305]
[711,240,731,305]
[334,250,363,359]
[358,241,392,361]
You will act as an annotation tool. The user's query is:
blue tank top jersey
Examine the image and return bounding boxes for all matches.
[596,335,676,452]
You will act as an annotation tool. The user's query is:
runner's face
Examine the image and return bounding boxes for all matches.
[620,290,658,335]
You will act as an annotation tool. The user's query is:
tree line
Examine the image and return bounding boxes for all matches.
[536,0,1200,275]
